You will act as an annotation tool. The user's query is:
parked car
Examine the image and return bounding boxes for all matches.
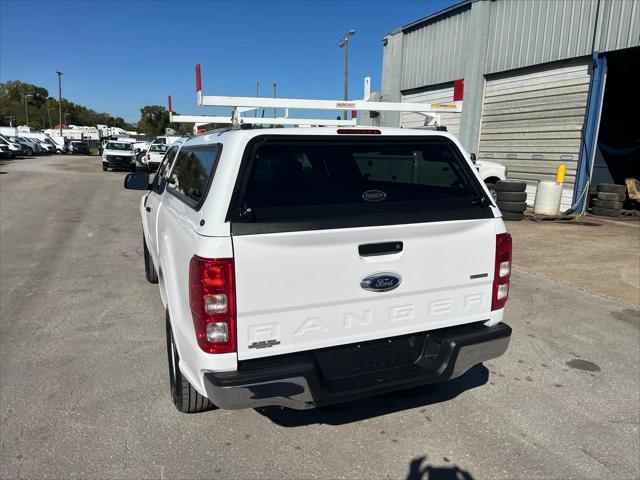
[31,138,54,154]
[69,141,90,155]
[124,126,513,413]
[4,136,35,156]
[48,136,67,153]
[102,139,136,171]
[471,155,507,201]
[150,135,184,146]
[142,144,170,172]
[17,136,43,155]
[0,144,11,160]
[0,135,22,158]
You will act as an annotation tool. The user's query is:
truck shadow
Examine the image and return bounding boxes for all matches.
[406,456,475,480]
[255,364,488,427]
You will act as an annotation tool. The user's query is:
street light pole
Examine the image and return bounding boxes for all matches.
[56,70,64,136]
[339,30,356,121]
[273,82,277,118]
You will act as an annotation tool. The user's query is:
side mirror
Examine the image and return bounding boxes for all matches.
[124,172,150,190]
[470,152,477,164]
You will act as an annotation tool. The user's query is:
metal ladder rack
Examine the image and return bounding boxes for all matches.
[168,64,462,132]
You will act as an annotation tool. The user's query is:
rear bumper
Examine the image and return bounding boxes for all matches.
[203,321,511,410]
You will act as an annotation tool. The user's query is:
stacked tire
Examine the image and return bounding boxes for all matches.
[591,184,627,217]
[495,181,528,221]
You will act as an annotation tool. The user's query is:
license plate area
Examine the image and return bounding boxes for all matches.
[314,333,428,382]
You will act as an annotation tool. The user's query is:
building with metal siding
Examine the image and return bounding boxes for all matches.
[380,0,640,211]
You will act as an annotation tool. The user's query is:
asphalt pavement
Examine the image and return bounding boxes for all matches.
[1,155,638,479]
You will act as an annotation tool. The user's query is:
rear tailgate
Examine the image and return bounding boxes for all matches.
[229,134,496,360]
[233,219,495,360]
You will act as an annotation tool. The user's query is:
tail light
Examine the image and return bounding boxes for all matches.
[491,233,512,311]
[189,256,236,353]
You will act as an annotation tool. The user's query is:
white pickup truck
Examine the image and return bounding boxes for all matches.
[125,126,512,412]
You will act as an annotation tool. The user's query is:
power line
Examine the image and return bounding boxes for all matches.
[0,35,337,48]
[279,42,340,89]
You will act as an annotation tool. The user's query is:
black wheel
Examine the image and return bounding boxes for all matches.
[497,191,527,202]
[143,236,158,284]
[497,201,527,213]
[485,183,498,202]
[592,199,623,210]
[597,184,627,196]
[24,147,33,156]
[597,191,625,202]
[102,164,108,171]
[166,312,214,413]
[502,211,524,221]
[591,206,621,217]
[496,180,526,192]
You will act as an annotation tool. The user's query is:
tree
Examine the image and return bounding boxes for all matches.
[138,105,171,136]
[0,80,136,131]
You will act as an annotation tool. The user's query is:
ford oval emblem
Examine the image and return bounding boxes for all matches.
[360,272,402,292]
[362,190,387,202]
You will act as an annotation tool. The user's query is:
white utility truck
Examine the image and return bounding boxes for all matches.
[123,66,512,412]
[102,138,137,171]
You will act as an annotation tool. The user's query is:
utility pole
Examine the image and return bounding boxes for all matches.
[255,81,259,118]
[272,82,277,118]
[56,70,64,136]
[339,30,356,120]
[24,94,33,127]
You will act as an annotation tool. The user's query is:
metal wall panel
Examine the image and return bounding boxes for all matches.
[477,62,591,210]
[485,0,599,74]
[594,0,640,52]
[400,6,471,90]
[400,86,461,136]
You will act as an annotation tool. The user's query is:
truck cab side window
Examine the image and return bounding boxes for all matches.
[152,145,178,193]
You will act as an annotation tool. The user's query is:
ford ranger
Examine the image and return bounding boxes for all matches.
[124,126,512,412]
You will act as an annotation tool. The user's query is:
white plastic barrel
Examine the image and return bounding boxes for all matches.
[533,181,563,215]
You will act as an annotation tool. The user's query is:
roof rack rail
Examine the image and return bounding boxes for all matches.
[168,64,463,131]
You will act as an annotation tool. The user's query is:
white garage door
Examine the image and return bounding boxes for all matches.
[401,85,462,137]
[477,62,591,210]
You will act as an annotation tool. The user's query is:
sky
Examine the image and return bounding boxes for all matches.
[0,0,458,123]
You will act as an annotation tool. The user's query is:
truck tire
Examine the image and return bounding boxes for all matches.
[591,206,621,217]
[502,211,524,221]
[24,147,33,156]
[497,191,527,202]
[597,184,627,196]
[102,165,108,171]
[496,180,526,192]
[592,199,623,209]
[485,183,498,202]
[166,312,214,413]
[143,236,159,284]
[497,201,527,213]
[597,191,625,202]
